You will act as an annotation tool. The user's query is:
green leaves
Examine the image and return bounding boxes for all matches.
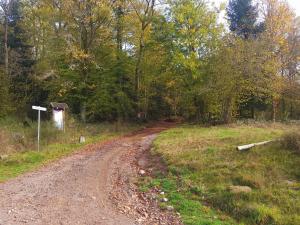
[169,0,222,77]
[0,0,299,122]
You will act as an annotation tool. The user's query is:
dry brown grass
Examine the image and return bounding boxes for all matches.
[281,131,300,154]
[0,130,13,154]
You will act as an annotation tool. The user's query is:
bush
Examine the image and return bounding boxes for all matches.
[281,132,300,154]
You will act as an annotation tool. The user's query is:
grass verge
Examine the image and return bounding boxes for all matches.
[141,124,300,225]
[0,120,140,182]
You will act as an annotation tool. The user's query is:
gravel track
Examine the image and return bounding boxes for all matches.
[0,124,182,225]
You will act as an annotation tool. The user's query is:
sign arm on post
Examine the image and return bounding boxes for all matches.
[32,106,47,151]
[32,106,47,112]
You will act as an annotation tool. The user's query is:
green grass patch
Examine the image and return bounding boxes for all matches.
[140,175,237,225]
[0,134,117,182]
[144,124,300,225]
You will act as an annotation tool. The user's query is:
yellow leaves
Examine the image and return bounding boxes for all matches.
[188,18,194,26]
[263,0,294,48]
[63,0,112,30]
[70,47,90,61]
[190,28,196,34]
[58,85,68,97]
[177,14,184,24]
[278,37,285,46]
[271,75,285,97]
[259,0,298,100]
[88,84,97,90]
[166,80,176,88]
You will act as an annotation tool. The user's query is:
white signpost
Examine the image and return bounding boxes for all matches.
[32,106,47,151]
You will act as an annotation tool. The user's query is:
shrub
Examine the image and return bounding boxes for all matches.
[281,132,300,154]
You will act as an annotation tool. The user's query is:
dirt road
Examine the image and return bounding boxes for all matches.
[0,123,182,225]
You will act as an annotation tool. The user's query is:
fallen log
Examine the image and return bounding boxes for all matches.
[237,140,273,151]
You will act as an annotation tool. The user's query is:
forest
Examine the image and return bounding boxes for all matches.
[0,0,299,123]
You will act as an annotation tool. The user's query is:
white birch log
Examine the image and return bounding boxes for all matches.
[237,140,273,151]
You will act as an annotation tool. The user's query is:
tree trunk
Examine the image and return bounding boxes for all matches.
[223,97,233,124]
[135,27,145,112]
[116,4,123,54]
[290,102,294,119]
[4,15,9,75]
[135,29,145,94]
[272,99,277,123]
[281,98,286,120]
[116,3,124,87]
[251,106,255,119]
[80,102,86,123]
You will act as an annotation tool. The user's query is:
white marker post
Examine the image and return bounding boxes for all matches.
[32,106,47,151]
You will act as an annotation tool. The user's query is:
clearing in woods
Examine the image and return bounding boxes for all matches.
[146,124,300,225]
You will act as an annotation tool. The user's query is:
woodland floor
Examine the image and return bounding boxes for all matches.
[0,122,182,225]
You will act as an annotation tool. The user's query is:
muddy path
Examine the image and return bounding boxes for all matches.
[0,122,182,225]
